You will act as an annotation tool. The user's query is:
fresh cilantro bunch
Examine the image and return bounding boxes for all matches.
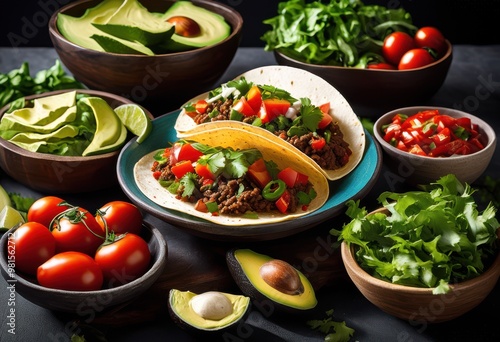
[261,0,417,66]
[332,174,499,294]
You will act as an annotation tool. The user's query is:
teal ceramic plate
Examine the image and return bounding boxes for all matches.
[117,110,382,241]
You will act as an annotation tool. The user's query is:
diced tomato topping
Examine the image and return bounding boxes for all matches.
[258,98,290,123]
[171,143,204,165]
[171,160,194,179]
[318,102,333,129]
[195,163,215,180]
[310,136,326,150]
[275,190,291,214]
[246,85,262,112]
[153,171,162,180]
[232,97,255,116]
[247,158,272,188]
[195,99,208,114]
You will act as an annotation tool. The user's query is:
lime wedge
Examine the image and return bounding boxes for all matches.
[0,184,11,210]
[0,205,25,230]
[114,104,152,143]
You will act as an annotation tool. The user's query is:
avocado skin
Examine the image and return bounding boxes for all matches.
[167,289,251,338]
[226,248,318,315]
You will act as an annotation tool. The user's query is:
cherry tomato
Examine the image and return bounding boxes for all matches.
[382,31,415,66]
[8,222,56,275]
[398,48,435,70]
[51,207,104,255]
[95,201,143,235]
[414,26,446,56]
[37,251,103,291]
[95,233,151,287]
[27,196,70,229]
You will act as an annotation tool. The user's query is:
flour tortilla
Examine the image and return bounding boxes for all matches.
[174,65,365,181]
[134,127,329,226]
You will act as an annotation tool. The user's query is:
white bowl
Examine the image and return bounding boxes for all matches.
[373,106,496,186]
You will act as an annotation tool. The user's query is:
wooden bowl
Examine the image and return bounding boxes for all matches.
[0,221,167,313]
[372,106,496,186]
[48,0,243,113]
[0,89,152,194]
[340,208,500,323]
[274,41,452,116]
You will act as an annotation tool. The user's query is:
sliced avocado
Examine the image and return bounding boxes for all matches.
[80,97,126,156]
[226,249,317,314]
[158,1,231,52]
[91,0,175,46]
[57,0,154,55]
[168,289,250,334]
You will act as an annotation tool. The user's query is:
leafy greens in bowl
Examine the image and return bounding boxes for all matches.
[261,0,417,67]
[333,174,499,294]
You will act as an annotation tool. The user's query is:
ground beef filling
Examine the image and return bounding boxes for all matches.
[191,98,352,170]
[151,160,311,215]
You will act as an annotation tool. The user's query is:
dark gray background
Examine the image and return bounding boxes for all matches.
[1,0,499,48]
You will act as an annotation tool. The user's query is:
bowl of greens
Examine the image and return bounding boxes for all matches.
[335,174,500,323]
[0,89,152,194]
[262,0,452,115]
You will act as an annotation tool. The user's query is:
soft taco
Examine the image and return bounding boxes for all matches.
[174,65,365,181]
[134,127,329,226]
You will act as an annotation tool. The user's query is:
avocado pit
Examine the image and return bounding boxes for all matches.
[260,259,304,295]
[190,291,233,320]
[166,16,201,37]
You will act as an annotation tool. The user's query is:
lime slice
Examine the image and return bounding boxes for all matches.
[114,104,152,144]
[0,205,25,230]
[0,184,11,211]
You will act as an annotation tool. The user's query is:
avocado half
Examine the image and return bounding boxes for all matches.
[168,289,251,334]
[226,249,317,314]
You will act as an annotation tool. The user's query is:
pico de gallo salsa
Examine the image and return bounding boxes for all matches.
[381,109,486,157]
[183,77,352,171]
[150,141,318,217]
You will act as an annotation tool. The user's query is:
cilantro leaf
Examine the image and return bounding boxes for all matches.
[299,97,323,132]
[179,173,198,197]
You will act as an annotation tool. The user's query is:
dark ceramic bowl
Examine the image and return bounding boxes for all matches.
[0,89,153,194]
[274,40,453,116]
[0,221,167,313]
[48,0,243,113]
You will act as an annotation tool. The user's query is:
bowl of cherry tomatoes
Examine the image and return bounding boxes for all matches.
[0,197,167,313]
[373,106,496,186]
[274,26,453,116]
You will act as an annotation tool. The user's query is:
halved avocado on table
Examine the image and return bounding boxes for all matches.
[157,0,231,52]
[226,249,317,314]
[168,289,251,335]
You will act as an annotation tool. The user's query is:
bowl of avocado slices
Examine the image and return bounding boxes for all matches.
[48,0,244,114]
[0,89,152,194]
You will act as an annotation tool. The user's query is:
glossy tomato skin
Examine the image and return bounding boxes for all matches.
[382,31,415,66]
[96,201,143,235]
[95,233,151,287]
[414,26,446,56]
[27,196,69,229]
[398,48,435,70]
[37,251,103,291]
[8,222,56,275]
[52,208,104,256]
